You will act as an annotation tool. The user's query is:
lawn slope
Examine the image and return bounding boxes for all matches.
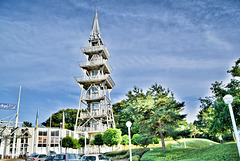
[141,139,238,161]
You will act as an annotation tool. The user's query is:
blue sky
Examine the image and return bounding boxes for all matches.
[0,0,240,125]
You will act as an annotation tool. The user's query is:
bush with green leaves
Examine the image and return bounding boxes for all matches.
[78,137,89,147]
[152,137,160,144]
[137,134,153,148]
[62,136,73,148]
[131,134,140,145]
[94,133,104,145]
[121,135,129,145]
[103,128,122,147]
[72,138,81,149]
[129,155,140,161]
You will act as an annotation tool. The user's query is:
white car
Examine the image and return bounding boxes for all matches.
[26,154,47,161]
[81,154,110,161]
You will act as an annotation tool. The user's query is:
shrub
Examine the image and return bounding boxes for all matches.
[78,137,89,147]
[137,134,153,147]
[103,128,122,147]
[132,134,140,145]
[105,150,128,157]
[129,155,140,161]
[122,135,129,145]
[152,137,160,144]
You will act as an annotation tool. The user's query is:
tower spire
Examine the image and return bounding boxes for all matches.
[90,9,101,39]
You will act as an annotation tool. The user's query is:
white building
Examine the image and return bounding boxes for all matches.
[0,126,80,159]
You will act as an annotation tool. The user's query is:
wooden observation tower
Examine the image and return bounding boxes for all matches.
[74,10,115,137]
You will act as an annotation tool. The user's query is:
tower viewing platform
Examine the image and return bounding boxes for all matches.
[74,9,115,138]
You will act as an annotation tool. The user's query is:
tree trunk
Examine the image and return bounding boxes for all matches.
[160,131,165,151]
[159,123,165,151]
[232,131,236,142]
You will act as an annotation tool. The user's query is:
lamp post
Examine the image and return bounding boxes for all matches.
[84,131,88,155]
[223,94,240,158]
[181,125,186,148]
[126,121,132,161]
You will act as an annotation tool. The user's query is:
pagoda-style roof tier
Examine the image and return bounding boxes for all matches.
[79,60,112,74]
[82,94,105,102]
[75,75,115,90]
[76,125,108,134]
[82,45,110,59]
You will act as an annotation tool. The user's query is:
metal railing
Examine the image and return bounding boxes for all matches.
[83,94,104,100]
[80,111,106,118]
[79,60,112,73]
[75,75,115,88]
[82,45,110,58]
[77,125,108,132]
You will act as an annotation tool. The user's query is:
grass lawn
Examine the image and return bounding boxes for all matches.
[141,139,239,161]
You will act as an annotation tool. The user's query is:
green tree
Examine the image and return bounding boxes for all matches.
[94,133,104,153]
[103,128,122,149]
[195,58,240,142]
[62,136,74,152]
[23,121,32,127]
[42,109,82,130]
[189,123,200,138]
[79,137,89,147]
[125,84,186,151]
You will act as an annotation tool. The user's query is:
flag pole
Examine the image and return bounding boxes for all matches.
[50,111,52,129]
[12,85,22,159]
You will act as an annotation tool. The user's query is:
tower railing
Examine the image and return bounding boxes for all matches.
[83,93,105,100]
[79,59,112,73]
[75,75,115,87]
[80,111,106,118]
[76,124,108,133]
[82,45,110,59]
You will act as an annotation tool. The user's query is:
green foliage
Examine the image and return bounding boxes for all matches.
[72,138,81,149]
[129,155,140,161]
[105,150,128,157]
[94,133,103,146]
[195,58,240,141]
[131,134,140,145]
[90,139,95,145]
[121,135,129,145]
[42,109,82,130]
[141,141,238,161]
[103,128,122,146]
[152,137,160,144]
[122,83,186,150]
[23,121,32,127]
[137,134,153,148]
[105,148,150,161]
[62,136,73,148]
[78,137,89,147]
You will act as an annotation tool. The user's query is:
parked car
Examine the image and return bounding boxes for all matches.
[26,154,47,161]
[53,153,81,161]
[81,154,110,161]
[45,156,55,161]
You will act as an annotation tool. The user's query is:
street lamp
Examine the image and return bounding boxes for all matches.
[126,121,132,161]
[223,94,240,158]
[181,125,186,148]
[84,131,88,155]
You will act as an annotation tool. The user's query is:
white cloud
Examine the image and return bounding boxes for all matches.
[205,30,233,50]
